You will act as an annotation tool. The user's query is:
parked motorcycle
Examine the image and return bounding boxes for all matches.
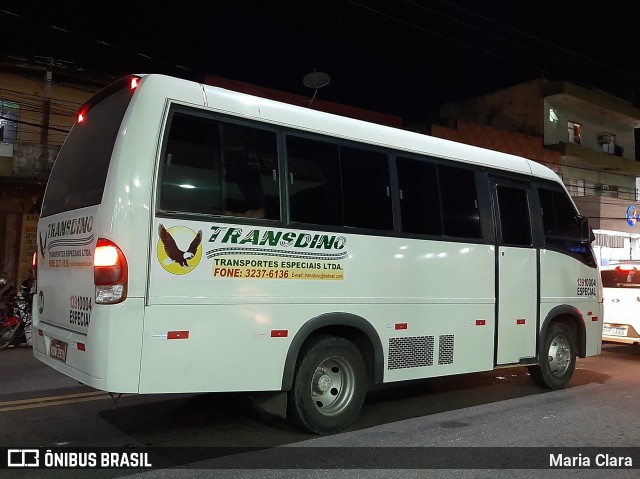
[0,275,34,351]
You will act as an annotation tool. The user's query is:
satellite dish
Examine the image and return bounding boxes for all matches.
[303,71,330,89]
[303,71,331,106]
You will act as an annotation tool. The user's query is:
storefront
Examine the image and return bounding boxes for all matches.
[0,178,43,288]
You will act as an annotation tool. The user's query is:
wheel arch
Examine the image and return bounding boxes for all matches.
[541,305,587,357]
[281,312,384,390]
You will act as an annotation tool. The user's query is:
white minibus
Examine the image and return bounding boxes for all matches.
[32,74,603,434]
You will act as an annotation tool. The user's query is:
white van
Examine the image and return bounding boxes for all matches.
[601,261,640,345]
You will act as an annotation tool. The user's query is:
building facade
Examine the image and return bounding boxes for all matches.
[0,57,104,286]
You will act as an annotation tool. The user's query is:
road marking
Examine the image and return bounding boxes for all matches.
[0,391,120,412]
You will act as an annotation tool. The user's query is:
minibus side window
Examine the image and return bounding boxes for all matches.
[160,113,221,215]
[538,187,596,266]
[286,135,392,230]
[397,157,442,235]
[439,165,481,239]
[287,136,342,226]
[159,113,280,220]
[341,146,392,230]
[221,123,280,220]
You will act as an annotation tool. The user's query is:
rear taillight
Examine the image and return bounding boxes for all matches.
[32,250,37,280]
[94,238,128,304]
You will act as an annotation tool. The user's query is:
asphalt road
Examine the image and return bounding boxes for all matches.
[1,342,639,478]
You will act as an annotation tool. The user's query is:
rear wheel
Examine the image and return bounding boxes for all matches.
[0,323,20,351]
[287,335,367,435]
[528,322,577,389]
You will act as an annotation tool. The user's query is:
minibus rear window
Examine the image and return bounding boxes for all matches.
[40,78,135,217]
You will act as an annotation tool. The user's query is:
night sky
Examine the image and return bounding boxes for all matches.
[3,1,640,120]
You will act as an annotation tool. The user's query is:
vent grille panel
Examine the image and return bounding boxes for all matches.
[388,336,434,370]
[438,334,455,365]
[388,334,456,370]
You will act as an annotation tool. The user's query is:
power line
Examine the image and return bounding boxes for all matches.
[429,0,640,87]
[0,9,195,75]
[345,0,639,102]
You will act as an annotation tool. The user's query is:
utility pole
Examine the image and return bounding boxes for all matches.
[41,58,52,145]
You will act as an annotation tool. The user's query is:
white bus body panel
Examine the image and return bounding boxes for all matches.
[32,76,207,392]
[496,246,537,364]
[539,249,602,356]
[141,219,496,392]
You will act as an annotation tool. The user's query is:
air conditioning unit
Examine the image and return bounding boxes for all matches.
[594,184,618,197]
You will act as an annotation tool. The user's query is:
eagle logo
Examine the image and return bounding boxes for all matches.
[157,224,203,275]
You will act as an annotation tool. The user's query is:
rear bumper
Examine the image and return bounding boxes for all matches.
[31,298,145,393]
[602,322,640,345]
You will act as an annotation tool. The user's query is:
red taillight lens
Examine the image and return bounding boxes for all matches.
[32,250,37,280]
[77,75,140,124]
[616,265,638,272]
[94,238,128,304]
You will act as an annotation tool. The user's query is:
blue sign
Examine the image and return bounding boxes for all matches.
[627,205,638,227]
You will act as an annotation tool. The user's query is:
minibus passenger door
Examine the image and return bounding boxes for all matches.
[491,180,538,364]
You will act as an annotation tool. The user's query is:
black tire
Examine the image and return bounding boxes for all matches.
[287,335,367,435]
[0,323,20,351]
[528,322,577,390]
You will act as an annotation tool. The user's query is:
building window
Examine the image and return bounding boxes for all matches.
[0,100,19,142]
[597,132,616,154]
[563,177,585,197]
[568,121,582,144]
[549,108,559,123]
[593,183,618,198]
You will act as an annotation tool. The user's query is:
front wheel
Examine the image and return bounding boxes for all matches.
[287,335,367,435]
[0,323,21,351]
[528,322,577,390]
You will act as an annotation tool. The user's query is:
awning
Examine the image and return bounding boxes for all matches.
[594,233,625,248]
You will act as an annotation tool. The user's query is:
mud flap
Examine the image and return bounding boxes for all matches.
[251,391,287,419]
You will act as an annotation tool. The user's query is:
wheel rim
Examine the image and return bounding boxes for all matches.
[309,355,356,417]
[547,334,571,377]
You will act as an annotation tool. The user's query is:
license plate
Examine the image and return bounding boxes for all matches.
[603,325,628,337]
[49,339,68,362]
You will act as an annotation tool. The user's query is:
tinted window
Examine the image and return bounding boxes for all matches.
[287,136,392,230]
[539,188,580,239]
[538,187,595,266]
[41,77,135,217]
[341,147,392,230]
[397,157,441,235]
[440,166,481,239]
[287,137,342,226]
[160,114,221,215]
[496,185,532,246]
[159,112,280,220]
[601,267,640,288]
